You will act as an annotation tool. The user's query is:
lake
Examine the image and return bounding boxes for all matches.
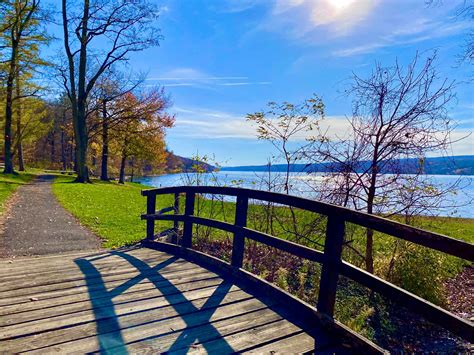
[136,171,474,218]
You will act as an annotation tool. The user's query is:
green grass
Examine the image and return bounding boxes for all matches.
[0,171,37,214]
[414,216,474,243]
[52,175,174,248]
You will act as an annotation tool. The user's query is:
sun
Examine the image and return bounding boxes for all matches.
[326,0,356,10]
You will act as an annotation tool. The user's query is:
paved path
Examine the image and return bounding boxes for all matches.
[0,175,102,257]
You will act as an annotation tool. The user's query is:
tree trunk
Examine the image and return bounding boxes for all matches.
[15,77,25,171]
[119,154,126,184]
[64,0,90,183]
[74,102,89,183]
[100,100,109,181]
[50,131,56,163]
[60,110,67,171]
[73,144,77,173]
[4,38,18,174]
[365,175,377,274]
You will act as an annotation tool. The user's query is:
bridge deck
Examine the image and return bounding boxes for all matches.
[0,246,363,353]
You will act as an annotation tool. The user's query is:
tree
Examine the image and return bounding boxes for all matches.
[312,52,458,273]
[247,95,326,246]
[86,70,145,181]
[12,95,50,168]
[1,0,47,173]
[111,90,173,183]
[60,0,161,182]
[247,95,325,194]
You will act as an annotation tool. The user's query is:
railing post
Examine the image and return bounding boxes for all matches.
[182,191,195,249]
[231,194,248,268]
[172,193,180,244]
[146,193,156,240]
[317,215,345,317]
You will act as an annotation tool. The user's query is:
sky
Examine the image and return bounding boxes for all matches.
[48,0,474,166]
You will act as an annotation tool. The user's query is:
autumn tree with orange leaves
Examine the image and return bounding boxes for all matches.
[109,89,174,184]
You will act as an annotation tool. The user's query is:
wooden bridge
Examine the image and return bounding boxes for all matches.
[1,186,472,353]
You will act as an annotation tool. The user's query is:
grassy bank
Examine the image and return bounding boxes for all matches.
[0,172,37,214]
[52,175,174,248]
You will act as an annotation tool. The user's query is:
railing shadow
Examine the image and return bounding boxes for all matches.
[75,247,234,354]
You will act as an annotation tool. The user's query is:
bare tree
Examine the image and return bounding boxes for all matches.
[247,95,325,194]
[311,52,460,273]
[247,95,327,247]
[60,0,161,182]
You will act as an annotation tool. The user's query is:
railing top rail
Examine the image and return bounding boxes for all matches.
[142,185,474,261]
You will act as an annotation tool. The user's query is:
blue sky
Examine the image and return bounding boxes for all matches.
[49,0,474,166]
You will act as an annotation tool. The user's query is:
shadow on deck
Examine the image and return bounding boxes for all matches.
[0,246,378,353]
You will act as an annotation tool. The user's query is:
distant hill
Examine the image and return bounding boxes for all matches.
[221,155,474,176]
[165,152,214,173]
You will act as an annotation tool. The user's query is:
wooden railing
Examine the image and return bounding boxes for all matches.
[141,186,474,343]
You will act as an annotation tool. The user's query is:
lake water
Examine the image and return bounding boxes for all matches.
[136,171,474,218]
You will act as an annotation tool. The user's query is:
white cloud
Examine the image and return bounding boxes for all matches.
[253,0,378,40]
[333,20,472,57]
[170,106,351,140]
[229,0,469,57]
[170,106,472,156]
[148,67,270,88]
[217,81,271,86]
[170,107,254,138]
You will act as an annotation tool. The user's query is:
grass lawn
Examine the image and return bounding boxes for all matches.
[0,171,37,214]
[52,175,174,248]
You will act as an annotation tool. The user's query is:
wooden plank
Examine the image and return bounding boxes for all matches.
[317,215,345,316]
[238,330,323,354]
[0,277,224,326]
[0,254,169,281]
[0,255,186,291]
[173,192,180,243]
[0,256,179,287]
[0,260,194,300]
[0,250,102,265]
[0,262,202,306]
[0,282,243,340]
[156,206,174,215]
[4,290,268,353]
[231,194,248,268]
[0,272,220,317]
[0,273,219,317]
[0,248,170,276]
[146,193,156,240]
[244,227,325,264]
[188,319,313,354]
[182,192,195,248]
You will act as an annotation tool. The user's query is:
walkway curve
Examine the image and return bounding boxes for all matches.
[0,175,102,257]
